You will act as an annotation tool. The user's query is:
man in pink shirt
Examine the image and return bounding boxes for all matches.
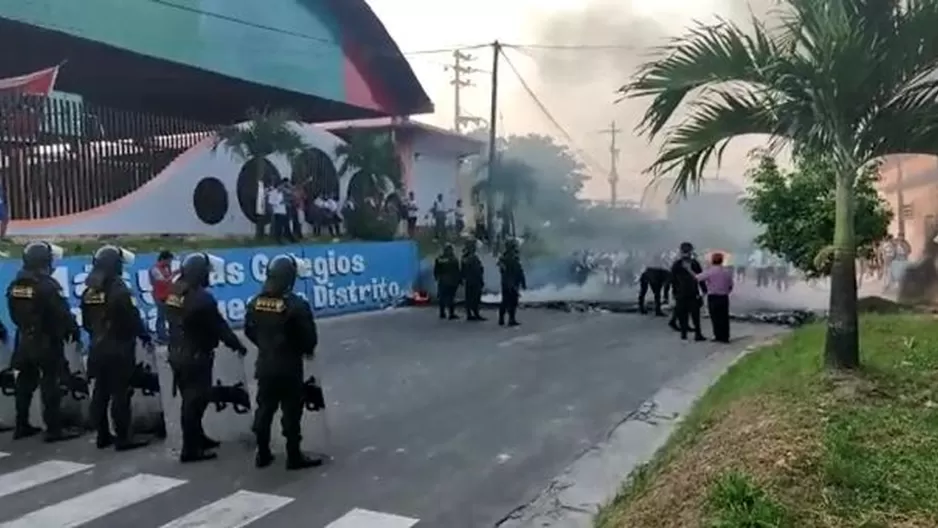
[697,252,733,343]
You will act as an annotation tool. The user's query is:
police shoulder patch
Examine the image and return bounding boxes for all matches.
[254,296,286,313]
[83,289,106,304]
[165,294,184,308]
[9,285,34,299]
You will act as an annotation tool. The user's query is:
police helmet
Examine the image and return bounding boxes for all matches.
[93,245,135,276]
[181,252,224,288]
[22,241,65,273]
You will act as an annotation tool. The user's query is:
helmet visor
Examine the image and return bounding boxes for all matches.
[47,242,65,261]
[118,247,136,267]
[289,254,314,279]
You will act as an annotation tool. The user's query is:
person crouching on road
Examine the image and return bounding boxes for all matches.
[498,239,527,326]
[696,252,733,343]
[244,254,323,470]
[434,244,461,320]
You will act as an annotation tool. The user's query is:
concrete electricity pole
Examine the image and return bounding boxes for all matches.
[485,41,501,234]
[600,120,621,206]
[447,50,483,133]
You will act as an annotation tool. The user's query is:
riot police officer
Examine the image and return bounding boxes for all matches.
[498,239,527,326]
[245,254,323,470]
[0,314,11,432]
[461,241,486,321]
[80,245,151,451]
[433,244,461,320]
[6,241,82,442]
[165,252,247,463]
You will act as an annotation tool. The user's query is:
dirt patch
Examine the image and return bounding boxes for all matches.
[602,397,822,528]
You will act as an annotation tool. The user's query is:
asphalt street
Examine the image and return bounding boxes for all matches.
[0,306,782,528]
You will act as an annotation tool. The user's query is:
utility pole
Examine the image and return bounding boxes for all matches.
[485,41,500,235]
[447,50,484,133]
[600,120,620,206]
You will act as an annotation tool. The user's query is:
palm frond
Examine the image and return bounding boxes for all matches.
[620,18,780,138]
[211,107,306,161]
[650,89,786,198]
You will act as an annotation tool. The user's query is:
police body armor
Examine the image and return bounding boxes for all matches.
[9,273,88,401]
[250,287,322,412]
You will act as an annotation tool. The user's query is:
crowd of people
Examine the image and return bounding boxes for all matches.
[1,241,326,470]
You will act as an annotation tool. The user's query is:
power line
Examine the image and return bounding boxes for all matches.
[504,43,640,51]
[498,47,608,175]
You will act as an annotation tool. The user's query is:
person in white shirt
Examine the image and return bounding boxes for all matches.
[312,195,327,236]
[405,191,419,237]
[430,194,447,240]
[266,180,290,244]
[324,196,340,237]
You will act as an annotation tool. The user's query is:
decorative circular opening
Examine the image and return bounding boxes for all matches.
[235,157,280,225]
[192,177,228,225]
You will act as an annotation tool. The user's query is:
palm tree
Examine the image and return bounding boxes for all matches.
[619,0,938,369]
[472,157,537,237]
[334,131,403,208]
[212,108,306,238]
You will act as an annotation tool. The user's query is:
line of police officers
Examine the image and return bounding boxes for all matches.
[2,241,323,470]
[433,239,527,326]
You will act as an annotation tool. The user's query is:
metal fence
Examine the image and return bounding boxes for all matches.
[0,93,217,221]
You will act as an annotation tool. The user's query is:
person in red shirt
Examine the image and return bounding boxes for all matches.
[149,250,176,344]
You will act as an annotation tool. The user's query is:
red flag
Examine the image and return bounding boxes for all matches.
[0,65,60,96]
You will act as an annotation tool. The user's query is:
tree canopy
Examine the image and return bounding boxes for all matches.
[742,152,892,277]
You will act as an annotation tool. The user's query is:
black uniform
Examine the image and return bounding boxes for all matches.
[638,267,671,316]
[165,254,246,463]
[244,255,323,470]
[433,246,461,320]
[81,246,151,451]
[6,242,82,442]
[0,320,9,432]
[670,251,707,341]
[461,244,486,321]
[498,243,527,326]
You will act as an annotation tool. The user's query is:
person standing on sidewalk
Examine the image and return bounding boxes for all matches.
[696,252,734,343]
[149,251,176,345]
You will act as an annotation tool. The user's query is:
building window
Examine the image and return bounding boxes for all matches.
[902,204,914,219]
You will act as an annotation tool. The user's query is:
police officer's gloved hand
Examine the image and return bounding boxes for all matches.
[139,333,152,347]
[233,343,248,357]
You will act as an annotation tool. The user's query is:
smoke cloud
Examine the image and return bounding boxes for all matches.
[523,0,783,199]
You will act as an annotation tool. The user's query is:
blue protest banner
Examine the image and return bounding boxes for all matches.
[0,240,419,338]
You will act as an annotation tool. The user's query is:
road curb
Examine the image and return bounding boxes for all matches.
[494,333,786,527]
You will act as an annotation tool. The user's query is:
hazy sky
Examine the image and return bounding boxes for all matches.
[364,0,775,200]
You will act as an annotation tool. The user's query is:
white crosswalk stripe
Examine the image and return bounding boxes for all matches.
[0,456,420,527]
[0,452,8,459]
[325,508,420,528]
[0,460,92,499]
[0,473,185,528]
[157,490,293,528]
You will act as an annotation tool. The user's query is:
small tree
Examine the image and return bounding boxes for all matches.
[212,108,306,238]
[472,157,537,237]
[335,131,403,205]
[741,151,892,277]
[334,131,403,240]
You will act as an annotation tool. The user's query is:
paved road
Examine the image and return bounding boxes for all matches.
[0,307,782,528]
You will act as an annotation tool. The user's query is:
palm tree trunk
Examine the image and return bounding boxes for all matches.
[254,160,266,239]
[825,172,860,369]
